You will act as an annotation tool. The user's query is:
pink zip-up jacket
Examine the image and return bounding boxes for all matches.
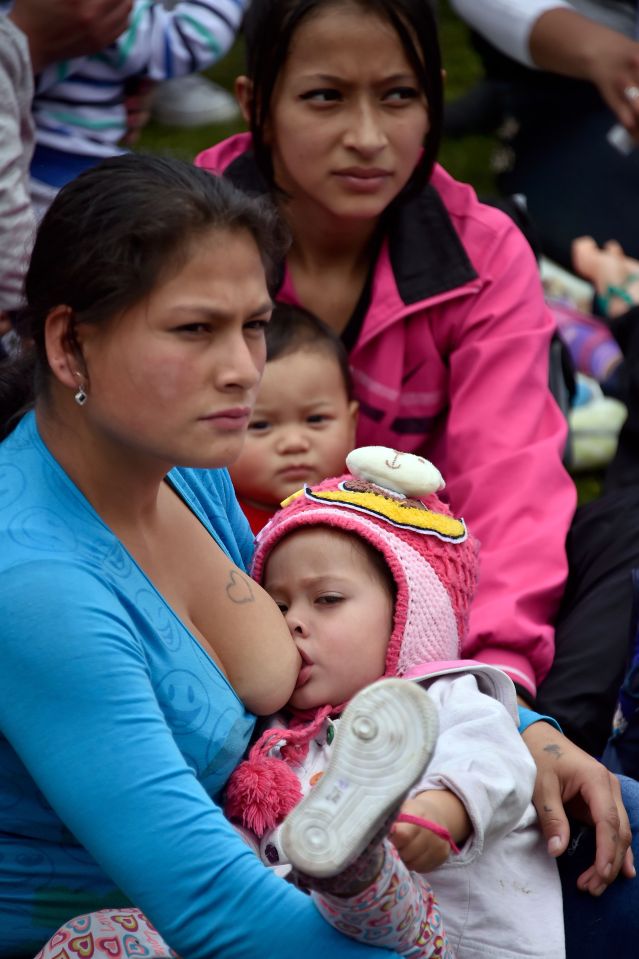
[195,134,577,698]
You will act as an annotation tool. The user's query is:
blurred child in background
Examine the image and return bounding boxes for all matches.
[230,305,358,533]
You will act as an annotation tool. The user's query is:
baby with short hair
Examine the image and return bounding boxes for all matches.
[226,448,565,959]
[230,304,358,532]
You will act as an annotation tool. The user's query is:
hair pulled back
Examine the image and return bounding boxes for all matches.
[243,0,443,193]
[266,304,353,397]
[0,153,288,438]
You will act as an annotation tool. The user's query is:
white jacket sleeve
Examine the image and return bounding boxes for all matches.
[0,16,35,312]
[448,0,571,67]
[410,674,536,864]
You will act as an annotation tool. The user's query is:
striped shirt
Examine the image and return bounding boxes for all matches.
[29,0,246,167]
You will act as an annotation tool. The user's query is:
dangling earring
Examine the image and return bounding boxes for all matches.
[74,382,88,406]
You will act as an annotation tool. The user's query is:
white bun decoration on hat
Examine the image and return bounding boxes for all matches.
[346,446,445,498]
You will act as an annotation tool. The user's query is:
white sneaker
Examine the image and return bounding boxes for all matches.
[152,75,240,127]
[280,678,438,878]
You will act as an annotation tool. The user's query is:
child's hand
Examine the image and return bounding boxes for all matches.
[391,790,471,873]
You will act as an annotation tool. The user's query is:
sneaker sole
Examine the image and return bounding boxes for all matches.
[280,677,438,878]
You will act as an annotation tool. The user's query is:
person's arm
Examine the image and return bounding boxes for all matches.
[517,704,635,892]
[176,466,300,716]
[450,0,639,136]
[0,562,397,959]
[522,719,635,893]
[0,1,132,313]
[517,704,561,733]
[0,16,35,315]
[529,9,639,135]
[8,0,132,72]
[435,208,576,700]
[392,674,535,872]
[449,0,571,68]
[92,0,249,82]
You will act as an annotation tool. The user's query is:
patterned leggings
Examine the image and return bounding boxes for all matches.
[34,909,177,959]
[313,840,453,958]
[36,842,451,959]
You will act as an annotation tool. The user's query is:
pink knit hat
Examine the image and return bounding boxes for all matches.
[225,448,480,836]
[252,446,479,677]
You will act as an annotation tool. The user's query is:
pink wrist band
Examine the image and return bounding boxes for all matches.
[395,812,461,854]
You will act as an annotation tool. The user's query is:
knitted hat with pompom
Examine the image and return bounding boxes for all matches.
[252,446,479,678]
[225,447,479,837]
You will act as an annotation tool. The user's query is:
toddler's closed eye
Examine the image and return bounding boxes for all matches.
[316,594,343,606]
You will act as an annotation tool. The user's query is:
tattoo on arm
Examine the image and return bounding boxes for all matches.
[543,744,563,760]
[225,569,255,604]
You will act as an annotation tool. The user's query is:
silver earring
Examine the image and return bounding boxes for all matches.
[74,384,88,406]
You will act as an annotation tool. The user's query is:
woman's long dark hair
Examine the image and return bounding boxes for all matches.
[0,153,288,439]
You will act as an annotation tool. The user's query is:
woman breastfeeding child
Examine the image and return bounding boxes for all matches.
[2,0,637,954]
[46,445,567,958]
[48,435,570,958]
[0,156,400,959]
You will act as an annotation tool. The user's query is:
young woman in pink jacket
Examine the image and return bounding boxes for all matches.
[196,2,572,707]
[195,1,637,951]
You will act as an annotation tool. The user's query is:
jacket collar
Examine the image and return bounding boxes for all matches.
[223,151,478,306]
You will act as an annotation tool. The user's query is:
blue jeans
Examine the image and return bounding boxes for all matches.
[560,776,639,957]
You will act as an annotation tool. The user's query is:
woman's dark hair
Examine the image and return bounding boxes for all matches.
[0,153,289,438]
[266,304,353,398]
[243,0,443,193]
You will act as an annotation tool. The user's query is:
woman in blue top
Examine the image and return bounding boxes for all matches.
[0,151,632,958]
[0,154,401,958]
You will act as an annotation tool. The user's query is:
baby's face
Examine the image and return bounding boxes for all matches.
[229,348,357,508]
[263,528,393,709]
